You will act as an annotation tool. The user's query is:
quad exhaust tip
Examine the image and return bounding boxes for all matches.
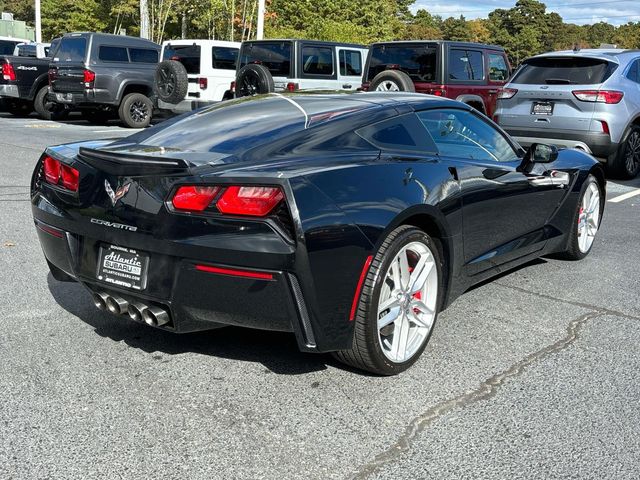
[93,292,170,327]
[106,295,129,315]
[93,292,109,310]
[127,303,147,322]
[142,305,170,327]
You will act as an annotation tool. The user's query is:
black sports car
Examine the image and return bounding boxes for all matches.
[31,93,605,375]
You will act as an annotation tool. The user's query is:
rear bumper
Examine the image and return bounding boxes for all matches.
[49,88,116,107]
[506,128,618,160]
[0,84,19,98]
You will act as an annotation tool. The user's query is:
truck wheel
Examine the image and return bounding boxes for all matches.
[608,125,640,179]
[6,99,33,117]
[370,70,415,92]
[34,86,67,121]
[118,93,152,128]
[155,60,188,105]
[236,64,274,97]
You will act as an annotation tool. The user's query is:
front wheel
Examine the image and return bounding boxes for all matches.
[118,93,152,128]
[333,226,442,375]
[559,175,603,260]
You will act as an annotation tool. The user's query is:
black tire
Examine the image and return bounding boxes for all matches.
[558,175,603,261]
[6,99,32,117]
[33,86,67,121]
[370,70,415,93]
[155,60,189,104]
[236,64,274,97]
[333,225,443,375]
[608,125,640,179]
[118,93,152,128]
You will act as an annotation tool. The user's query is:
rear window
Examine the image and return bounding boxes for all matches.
[512,57,616,85]
[17,45,37,57]
[239,42,292,77]
[130,48,158,63]
[0,40,20,55]
[163,45,201,74]
[367,44,437,82]
[99,46,128,62]
[212,47,238,70]
[55,37,87,62]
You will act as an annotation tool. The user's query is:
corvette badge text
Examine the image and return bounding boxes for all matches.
[90,218,138,232]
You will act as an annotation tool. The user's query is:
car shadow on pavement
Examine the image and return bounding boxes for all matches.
[46,274,334,375]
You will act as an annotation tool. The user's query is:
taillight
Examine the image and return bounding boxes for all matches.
[217,186,284,217]
[48,67,57,84]
[83,69,95,88]
[600,120,610,135]
[286,82,299,92]
[198,77,208,89]
[498,88,518,100]
[172,186,220,212]
[230,80,236,93]
[427,85,447,97]
[2,62,16,81]
[573,90,623,104]
[42,156,80,192]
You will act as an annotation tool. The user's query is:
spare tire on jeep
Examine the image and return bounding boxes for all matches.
[155,60,189,104]
[236,64,275,97]
[370,70,415,92]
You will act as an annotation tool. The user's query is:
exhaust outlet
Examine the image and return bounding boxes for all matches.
[142,305,170,327]
[93,292,109,311]
[127,303,147,322]
[106,295,129,315]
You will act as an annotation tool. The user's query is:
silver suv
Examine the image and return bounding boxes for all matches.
[496,49,640,178]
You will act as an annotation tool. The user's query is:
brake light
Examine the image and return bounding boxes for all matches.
[600,120,610,135]
[427,85,447,97]
[230,81,236,93]
[573,90,623,104]
[198,77,208,89]
[2,63,16,81]
[498,88,518,100]
[216,186,284,217]
[172,186,220,212]
[83,69,95,88]
[42,156,80,192]
[286,82,299,92]
[48,68,57,84]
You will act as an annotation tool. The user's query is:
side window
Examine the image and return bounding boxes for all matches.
[99,46,129,62]
[129,48,158,63]
[488,53,509,82]
[356,114,437,153]
[302,46,334,76]
[449,49,484,81]
[212,47,238,70]
[417,109,517,162]
[627,60,639,83]
[339,50,362,76]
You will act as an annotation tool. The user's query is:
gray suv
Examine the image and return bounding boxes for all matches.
[48,32,160,128]
[496,49,640,178]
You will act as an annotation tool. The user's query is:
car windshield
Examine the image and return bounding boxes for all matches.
[163,44,200,74]
[511,57,615,85]
[367,44,437,82]
[239,42,292,77]
[55,37,87,62]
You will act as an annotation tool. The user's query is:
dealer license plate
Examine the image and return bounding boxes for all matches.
[532,101,554,115]
[97,245,149,291]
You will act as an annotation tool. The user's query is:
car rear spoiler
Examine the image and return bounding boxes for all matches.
[78,147,191,175]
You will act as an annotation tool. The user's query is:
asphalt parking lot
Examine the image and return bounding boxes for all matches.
[1,112,639,480]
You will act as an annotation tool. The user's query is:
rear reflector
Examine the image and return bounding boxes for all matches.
[172,186,220,212]
[600,120,610,135]
[573,90,624,104]
[498,88,518,100]
[2,62,16,81]
[216,186,284,217]
[35,221,64,238]
[43,155,80,192]
[349,255,373,321]
[286,82,299,92]
[195,264,273,280]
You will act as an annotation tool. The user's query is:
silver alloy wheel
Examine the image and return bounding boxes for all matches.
[377,241,438,363]
[625,131,640,175]
[130,101,149,124]
[375,80,400,92]
[577,182,601,253]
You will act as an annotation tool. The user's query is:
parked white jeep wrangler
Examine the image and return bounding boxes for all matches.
[233,40,369,97]
[155,39,241,112]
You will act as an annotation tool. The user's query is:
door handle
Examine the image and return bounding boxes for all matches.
[343,84,352,89]
[528,170,570,188]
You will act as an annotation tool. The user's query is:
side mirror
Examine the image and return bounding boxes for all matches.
[526,143,558,163]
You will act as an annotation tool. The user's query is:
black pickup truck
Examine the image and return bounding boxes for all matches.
[0,38,63,119]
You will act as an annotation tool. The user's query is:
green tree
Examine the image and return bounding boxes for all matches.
[41,0,106,40]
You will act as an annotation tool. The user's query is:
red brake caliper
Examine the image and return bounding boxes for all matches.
[408,266,422,311]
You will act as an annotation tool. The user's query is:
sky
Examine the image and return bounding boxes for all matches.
[410,0,640,26]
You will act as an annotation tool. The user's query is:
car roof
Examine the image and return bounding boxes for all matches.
[527,49,640,64]
[242,39,367,49]
[64,32,160,48]
[370,40,505,51]
[163,39,241,48]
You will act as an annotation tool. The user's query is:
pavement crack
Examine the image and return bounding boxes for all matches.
[349,310,603,480]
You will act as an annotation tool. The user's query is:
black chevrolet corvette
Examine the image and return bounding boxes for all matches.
[31,92,605,375]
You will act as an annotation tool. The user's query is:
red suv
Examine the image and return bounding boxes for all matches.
[361,41,511,118]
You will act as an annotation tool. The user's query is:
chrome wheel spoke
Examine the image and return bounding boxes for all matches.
[408,310,433,330]
[409,255,433,294]
[391,316,410,361]
[378,305,401,329]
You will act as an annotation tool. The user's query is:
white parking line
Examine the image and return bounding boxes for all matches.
[608,189,640,203]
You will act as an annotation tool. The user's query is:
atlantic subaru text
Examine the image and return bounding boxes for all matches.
[31,92,605,375]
